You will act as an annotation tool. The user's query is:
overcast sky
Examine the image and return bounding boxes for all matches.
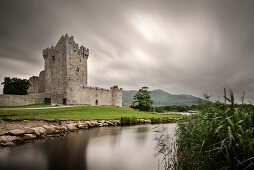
[1,0,254,102]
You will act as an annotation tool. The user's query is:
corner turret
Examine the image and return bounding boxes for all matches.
[111,85,123,107]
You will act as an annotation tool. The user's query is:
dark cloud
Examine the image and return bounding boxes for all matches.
[0,0,254,103]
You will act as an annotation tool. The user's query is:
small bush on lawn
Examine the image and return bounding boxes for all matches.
[121,116,137,125]
[151,117,161,124]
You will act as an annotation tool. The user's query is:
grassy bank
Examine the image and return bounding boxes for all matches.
[0,105,181,120]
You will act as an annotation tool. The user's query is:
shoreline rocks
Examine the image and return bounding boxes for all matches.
[23,134,37,140]
[0,118,179,147]
[5,129,25,136]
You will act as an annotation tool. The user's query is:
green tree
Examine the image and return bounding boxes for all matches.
[1,77,30,95]
[131,86,154,111]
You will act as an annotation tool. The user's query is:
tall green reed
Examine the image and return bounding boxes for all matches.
[156,88,254,169]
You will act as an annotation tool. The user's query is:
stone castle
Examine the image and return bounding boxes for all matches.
[0,34,122,106]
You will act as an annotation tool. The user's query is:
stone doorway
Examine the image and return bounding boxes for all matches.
[63,98,67,105]
[44,98,51,104]
[95,99,98,105]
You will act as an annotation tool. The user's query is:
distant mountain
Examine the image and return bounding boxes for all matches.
[123,89,208,107]
[122,90,137,106]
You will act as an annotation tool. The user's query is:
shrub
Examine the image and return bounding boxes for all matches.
[154,107,166,113]
[130,116,137,124]
[155,105,190,113]
[151,117,161,124]
[160,117,170,123]
[120,116,137,125]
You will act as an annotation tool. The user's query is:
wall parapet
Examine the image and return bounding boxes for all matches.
[82,86,110,91]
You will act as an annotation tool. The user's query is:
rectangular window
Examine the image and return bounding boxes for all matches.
[52,56,55,61]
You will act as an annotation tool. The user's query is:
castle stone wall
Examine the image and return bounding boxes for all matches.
[79,87,114,106]
[65,35,89,105]
[27,76,39,94]
[66,86,122,107]
[43,35,68,104]
[38,70,45,93]
[0,93,45,106]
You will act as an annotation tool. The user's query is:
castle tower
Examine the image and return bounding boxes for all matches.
[25,34,122,107]
[111,85,123,107]
[42,34,89,104]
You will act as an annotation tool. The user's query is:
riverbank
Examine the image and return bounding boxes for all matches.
[0,118,180,147]
[0,105,182,147]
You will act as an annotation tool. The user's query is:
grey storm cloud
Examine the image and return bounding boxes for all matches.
[0,0,254,102]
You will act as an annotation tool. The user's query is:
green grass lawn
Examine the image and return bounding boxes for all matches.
[0,105,181,120]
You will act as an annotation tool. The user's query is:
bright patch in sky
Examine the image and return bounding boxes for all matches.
[129,12,214,69]
[130,14,166,42]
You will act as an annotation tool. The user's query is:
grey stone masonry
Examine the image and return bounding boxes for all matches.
[0,34,122,107]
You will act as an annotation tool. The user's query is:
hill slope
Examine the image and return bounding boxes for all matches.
[123,89,208,107]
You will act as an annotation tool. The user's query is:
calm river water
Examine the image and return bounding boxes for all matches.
[0,124,176,170]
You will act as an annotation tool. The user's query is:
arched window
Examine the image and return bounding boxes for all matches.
[95,99,98,105]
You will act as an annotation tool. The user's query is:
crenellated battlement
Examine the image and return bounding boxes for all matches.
[110,85,123,91]
[43,34,89,59]
[82,86,110,92]
[79,45,89,57]
[43,46,55,58]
